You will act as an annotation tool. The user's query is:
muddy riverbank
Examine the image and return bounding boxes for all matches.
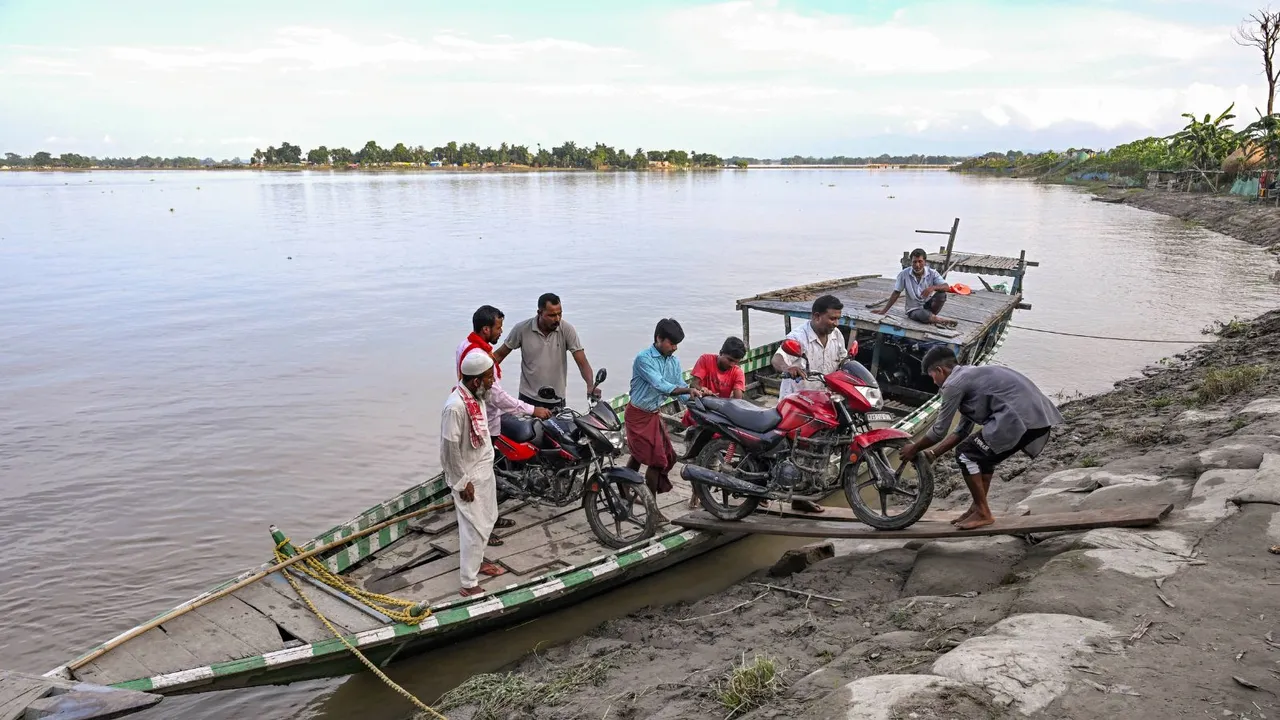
[422,306,1280,720]
[1106,190,1280,254]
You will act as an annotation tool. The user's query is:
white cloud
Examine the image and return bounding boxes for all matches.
[102,134,112,143]
[220,137,266,145]
[102,27,620,74]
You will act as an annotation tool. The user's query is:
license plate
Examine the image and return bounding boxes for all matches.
[866,412,893,423]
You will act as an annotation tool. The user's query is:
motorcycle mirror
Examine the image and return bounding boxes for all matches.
[780,338,803,358]
[848,340,859,358]
[594,368,607,386]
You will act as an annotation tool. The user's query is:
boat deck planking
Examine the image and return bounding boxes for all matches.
[737,276,1020,346]
[0,669,161,720]
[674,504,1174,539]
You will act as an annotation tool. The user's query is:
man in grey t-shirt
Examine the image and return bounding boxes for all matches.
[493,292,597,409]
[900,347,1063,530]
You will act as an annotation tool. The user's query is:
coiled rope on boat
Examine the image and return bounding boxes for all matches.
[273,535,448,719]
[1008,324,1204,344]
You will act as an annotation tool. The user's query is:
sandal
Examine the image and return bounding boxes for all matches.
[487,536,504,547]
[479,561,506,577]
[459,586,486,597]
[494,518,516,529]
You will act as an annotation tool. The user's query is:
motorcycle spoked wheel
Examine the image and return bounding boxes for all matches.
[583,474,660,549]
[692,438,764,521]
[843,437,934,531]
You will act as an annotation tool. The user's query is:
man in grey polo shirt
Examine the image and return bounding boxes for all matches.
[899,347,1063,530]
[873,248,957,328]
[493,292,597,409]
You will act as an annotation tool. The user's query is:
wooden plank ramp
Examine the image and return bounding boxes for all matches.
[673,504,1173,539]
[0,669,161,720]
[757,506,1030,523]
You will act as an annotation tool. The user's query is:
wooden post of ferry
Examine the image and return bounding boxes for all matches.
[915,217,960,278]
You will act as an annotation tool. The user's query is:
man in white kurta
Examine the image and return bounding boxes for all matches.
[441,351,503,595]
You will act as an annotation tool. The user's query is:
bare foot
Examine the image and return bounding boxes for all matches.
[956,513,995,530]
[950,506,977,526]
[688,496,700,510]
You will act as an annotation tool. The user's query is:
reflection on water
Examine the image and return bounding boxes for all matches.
[0,170,1275,720]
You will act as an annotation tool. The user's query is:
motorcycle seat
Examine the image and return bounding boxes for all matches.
[701,397,781,433]
[500,413,537,443]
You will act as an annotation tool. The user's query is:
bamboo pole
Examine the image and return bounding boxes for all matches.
[66,498,453,672]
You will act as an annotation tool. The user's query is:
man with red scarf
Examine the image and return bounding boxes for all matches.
[442,351,506,596]
[456,305,552,536]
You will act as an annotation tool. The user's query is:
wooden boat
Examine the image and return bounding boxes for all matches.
[45,225,1036,701]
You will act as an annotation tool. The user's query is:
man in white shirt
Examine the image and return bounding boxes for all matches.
[874,248,957,328]
[441,351,507,596]
[772,294,850,398]
[769,294,851,514]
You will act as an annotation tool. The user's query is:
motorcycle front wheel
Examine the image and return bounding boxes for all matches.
[843,437,933,531]
[583,474,660,549]
[692,438,763,521]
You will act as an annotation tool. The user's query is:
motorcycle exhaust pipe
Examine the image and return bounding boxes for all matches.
[680,464,770,498]
[494,471,525,499]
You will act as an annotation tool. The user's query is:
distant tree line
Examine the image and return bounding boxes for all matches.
[3,145,969,171]
[252,140,724,169]
[771,154,966,166]
[2,151,232,169]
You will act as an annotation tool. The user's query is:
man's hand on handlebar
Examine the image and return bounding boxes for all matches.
[531,407,552,420]
[786,366,807,380]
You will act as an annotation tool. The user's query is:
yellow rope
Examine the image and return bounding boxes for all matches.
[273,538,430,625]
[273,537,447,719]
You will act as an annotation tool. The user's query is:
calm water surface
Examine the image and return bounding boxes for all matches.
[1,169,1275,719]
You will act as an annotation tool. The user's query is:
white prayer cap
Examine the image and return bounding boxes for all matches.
[460,350,494,377]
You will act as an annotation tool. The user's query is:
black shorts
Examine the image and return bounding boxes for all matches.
[955,426,1051,476]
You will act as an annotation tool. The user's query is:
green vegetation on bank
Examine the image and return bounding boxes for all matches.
[729,154,965,166]
[954,8,1280,191]
[0,140,726,171]
[951,104,1280,190]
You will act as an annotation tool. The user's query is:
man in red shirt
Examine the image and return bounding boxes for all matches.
[683,337,747,509]
[689,337,747,400]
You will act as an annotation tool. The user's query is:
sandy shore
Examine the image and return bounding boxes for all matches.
[422,195,1280,720]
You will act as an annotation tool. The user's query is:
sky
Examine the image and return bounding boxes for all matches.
[0,0,1269,158]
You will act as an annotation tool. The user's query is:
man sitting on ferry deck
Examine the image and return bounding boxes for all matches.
[769,294,850,514]
[626,318,704,518]
[874,248,957,328]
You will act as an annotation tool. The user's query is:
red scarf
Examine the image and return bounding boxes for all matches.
[457,383,486,449]
[458,332,501,379]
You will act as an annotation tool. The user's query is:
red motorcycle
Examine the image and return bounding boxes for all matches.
[681,338,934,530]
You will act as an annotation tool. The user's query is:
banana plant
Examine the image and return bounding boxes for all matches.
[1169,103,1241,189]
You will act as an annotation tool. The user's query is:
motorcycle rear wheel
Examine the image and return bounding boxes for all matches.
[692,438,763,521]
[843,438,933,531]
[584,475,660,549]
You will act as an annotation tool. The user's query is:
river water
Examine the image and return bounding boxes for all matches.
[1,169,1275,719]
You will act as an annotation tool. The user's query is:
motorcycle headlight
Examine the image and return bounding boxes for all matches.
[605,430,624,450]
[857,386,883,409]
